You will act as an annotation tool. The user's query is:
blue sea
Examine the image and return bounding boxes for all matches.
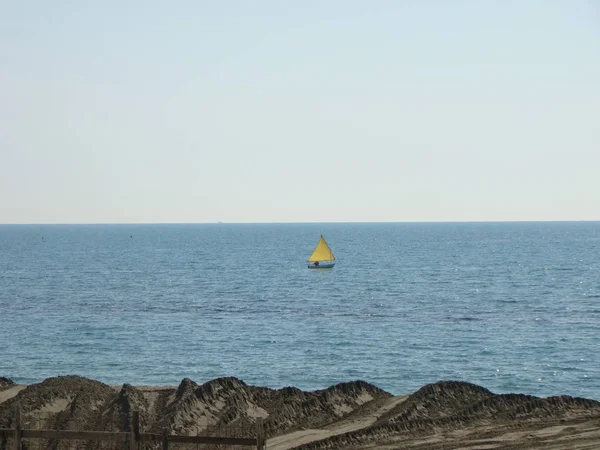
[0,222,599,400]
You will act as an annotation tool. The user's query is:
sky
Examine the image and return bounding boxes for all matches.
[1,1,598,224]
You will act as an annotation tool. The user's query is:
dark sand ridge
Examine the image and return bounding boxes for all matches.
[1,376,599,449]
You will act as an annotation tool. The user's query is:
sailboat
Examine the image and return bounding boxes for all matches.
[307,235,336,268]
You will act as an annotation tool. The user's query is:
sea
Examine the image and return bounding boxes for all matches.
[0,222,599,400]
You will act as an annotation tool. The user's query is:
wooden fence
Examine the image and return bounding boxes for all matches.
[0,407,265,450]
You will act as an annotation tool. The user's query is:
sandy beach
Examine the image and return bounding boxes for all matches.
[1,375,599,449]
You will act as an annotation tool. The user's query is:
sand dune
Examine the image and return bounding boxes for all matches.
[1,376,599,449]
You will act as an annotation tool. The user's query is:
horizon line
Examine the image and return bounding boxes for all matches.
[1,220,599,226]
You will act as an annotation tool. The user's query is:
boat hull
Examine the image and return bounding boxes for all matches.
[307,262,335,269]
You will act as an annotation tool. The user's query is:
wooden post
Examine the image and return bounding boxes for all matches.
[256,417,264,450]
[162,428,169,450]
[131,411,140,450]
[14,405,21,450]
[133,411,140,441]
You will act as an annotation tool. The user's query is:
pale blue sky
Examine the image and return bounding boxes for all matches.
[1,1,598,223]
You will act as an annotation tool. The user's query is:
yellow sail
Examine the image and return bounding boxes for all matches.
[307,236,335,262]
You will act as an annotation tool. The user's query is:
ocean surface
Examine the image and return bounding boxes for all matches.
[0,222,599,400]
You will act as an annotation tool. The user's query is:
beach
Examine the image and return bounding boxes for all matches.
[1,375,599,449]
